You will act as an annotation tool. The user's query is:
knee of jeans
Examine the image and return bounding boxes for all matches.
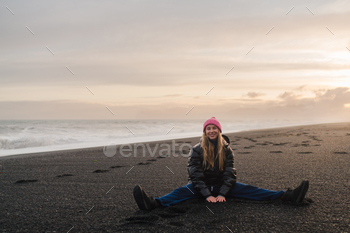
[177,188,189,195]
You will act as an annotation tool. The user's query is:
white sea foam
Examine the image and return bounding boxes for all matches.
[0,119,327,157]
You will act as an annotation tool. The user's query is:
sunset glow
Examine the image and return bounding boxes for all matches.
[1,0,350,121]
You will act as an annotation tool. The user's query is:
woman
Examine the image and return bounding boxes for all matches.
[133,117,309,210]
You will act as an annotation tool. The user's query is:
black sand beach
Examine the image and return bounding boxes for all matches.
[1,123,350,232]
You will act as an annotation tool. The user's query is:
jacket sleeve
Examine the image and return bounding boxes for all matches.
[187,146,212,198]
[218,146,237,196]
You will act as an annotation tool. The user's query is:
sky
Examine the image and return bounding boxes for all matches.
[1,0,350,122]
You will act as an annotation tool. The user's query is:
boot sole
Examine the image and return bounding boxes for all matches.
[133,185,151,210]
[296,180,309,203]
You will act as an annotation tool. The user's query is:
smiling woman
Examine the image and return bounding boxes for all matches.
[133,117,310,210]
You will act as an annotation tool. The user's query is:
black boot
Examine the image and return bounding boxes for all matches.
[133,185,159,211]
[281,180,309,203]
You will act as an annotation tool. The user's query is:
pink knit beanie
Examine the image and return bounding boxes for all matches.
[203,117,222,133]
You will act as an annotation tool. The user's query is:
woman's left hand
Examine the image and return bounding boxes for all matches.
[216,196,226,202]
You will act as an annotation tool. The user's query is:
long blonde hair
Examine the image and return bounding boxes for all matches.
[201,132,226,171]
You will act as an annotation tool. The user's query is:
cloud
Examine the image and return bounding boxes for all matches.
[2,0,350,124]
[293,85,308,92]
[232,99,263,102]
[1,87,349,122]
[275,87,350,116]
[244,92,266,98]
[278,91,303,100]
[2,1,350,89]
[315,87,350,105]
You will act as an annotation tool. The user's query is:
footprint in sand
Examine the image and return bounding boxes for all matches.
[125,215,159,222]
[56,174,73,177]
[121,206,188,229]
[244,138,257,142]
[334,152,348,154]
[121,220,154,226]
[137,162,151,165]
[309,136,322,141]
[15,179,38,184]
[273,143,289,146]
[93,169,110,173]
[110,165,125,169]
[121,215,159,226]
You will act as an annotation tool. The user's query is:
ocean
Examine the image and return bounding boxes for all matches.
[0,119,324,157]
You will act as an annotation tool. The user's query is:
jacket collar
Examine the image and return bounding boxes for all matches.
[199,134,230,147]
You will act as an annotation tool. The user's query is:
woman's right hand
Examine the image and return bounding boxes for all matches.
[206,196,217,203]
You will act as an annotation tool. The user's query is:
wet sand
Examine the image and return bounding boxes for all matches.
[1,122,350,232]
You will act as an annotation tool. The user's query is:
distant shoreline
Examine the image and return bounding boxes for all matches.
[1,121,347,159]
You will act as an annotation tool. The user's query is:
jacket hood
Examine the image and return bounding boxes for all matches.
[221,134,230,145]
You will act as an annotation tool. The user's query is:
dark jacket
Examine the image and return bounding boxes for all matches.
[187,135,237,198]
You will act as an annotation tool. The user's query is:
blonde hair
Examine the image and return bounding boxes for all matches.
[201,132,226,171]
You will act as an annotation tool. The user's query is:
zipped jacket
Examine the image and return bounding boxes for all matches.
[187,135,237,198]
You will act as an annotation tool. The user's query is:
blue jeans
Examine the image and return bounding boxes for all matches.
[155,182,285,207]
